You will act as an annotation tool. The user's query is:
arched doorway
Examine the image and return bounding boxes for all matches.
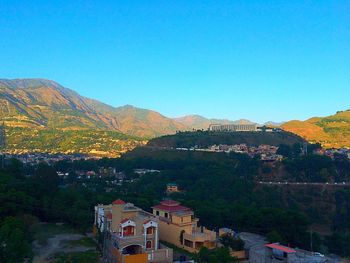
[122,244,143,255]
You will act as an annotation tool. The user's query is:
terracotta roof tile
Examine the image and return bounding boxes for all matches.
[112,199,126,205]
[160,200,180,206]
[120,218,130,224]
[152,204,191,212]
[265,243,296,253]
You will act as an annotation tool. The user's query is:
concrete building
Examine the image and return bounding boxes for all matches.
[94,199,173,263]
[166,183,180,194]
[152,200,217,253]
[249,243,337,263]
[209,123,258,132]
[219,228,235,237]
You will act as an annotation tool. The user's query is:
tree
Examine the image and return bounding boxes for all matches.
[196,247,237,263]
[196,247,210,262]
[277,144,291,158]
[31,162,60,197]
[208,247,237,263]
[267,230,284,243]
[0,217,32,263]
[220,234,244,251]
[292,143,302,157]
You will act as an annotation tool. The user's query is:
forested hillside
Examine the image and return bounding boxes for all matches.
[282,110,350,148]
[2,146,350,261]
[146,130,306,148]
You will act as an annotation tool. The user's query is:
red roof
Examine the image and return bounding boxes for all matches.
[153,200,192,213]
[153,204,191,212]
[112,199,126,205]
[160,200,180,206]
[265,243,296,253]
[120,218,130,224]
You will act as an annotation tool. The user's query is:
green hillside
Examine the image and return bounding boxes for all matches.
[147,130,306,148]
[282,110,350,148]
[0,78,186,137]
[6,127,146,157]
[0,78,188,156]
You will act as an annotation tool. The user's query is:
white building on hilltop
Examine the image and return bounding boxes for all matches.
[209,123,258,132]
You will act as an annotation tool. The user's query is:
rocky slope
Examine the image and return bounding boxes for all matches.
[282,110,350,148]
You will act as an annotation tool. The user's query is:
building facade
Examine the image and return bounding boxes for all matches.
[166,183,180,194]
[209,124,258,132]
[152,200,216,253]
[249,243,333,263]
[94,199,173,263]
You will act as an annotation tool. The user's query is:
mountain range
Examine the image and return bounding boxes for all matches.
[0,78,261,137]
[0,79,186,138]
[0,78,349,155]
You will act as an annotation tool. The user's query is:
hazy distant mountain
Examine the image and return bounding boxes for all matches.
[113,105,186,137]
[4,78,350,153]
[0,78,119,130]
[174,115,255,130]
[0,79,186,138]
[264,121,285,127]
[0,78,260,138]
[282,110,350,148]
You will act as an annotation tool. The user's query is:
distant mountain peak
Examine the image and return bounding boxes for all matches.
[0,78,62,89]
[173,115,256,130]
[0,79,186,137]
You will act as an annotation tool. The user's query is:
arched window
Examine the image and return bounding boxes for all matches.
[146,240,152,249]
[146,227,154,235]
[123,225,135,236]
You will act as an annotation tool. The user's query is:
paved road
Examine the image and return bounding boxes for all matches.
[258,181,350,186]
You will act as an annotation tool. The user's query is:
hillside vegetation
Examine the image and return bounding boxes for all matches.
[6,127,146,157]
[0,79,186,137]
[146,131,306,148]
[282,110,350,148]
[0,78,186,156]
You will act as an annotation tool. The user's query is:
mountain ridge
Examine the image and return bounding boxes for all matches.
[0,78,262,136]
[2,78,350,150]
[282,110,350,148]
[0,78,187,137]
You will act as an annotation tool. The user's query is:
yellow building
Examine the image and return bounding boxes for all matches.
[152,200,217,253]
[166,183,179,193]
[94,199,173,263]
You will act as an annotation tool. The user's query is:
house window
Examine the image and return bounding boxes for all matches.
[147,227,154,235]
[184,239,193,248]
[164,212,168,218]
[123,226,135,236]
[146,240,152,249]
[156,211,159,216]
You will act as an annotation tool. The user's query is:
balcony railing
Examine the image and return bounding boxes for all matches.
[146,248,173,263]
[183,229,216,243]
[113,234,145,249]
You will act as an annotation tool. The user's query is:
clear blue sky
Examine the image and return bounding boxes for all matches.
[1,0,349,123]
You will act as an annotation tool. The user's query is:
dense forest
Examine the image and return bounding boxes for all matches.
[147,130,306,148]
[1,145,350,262]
